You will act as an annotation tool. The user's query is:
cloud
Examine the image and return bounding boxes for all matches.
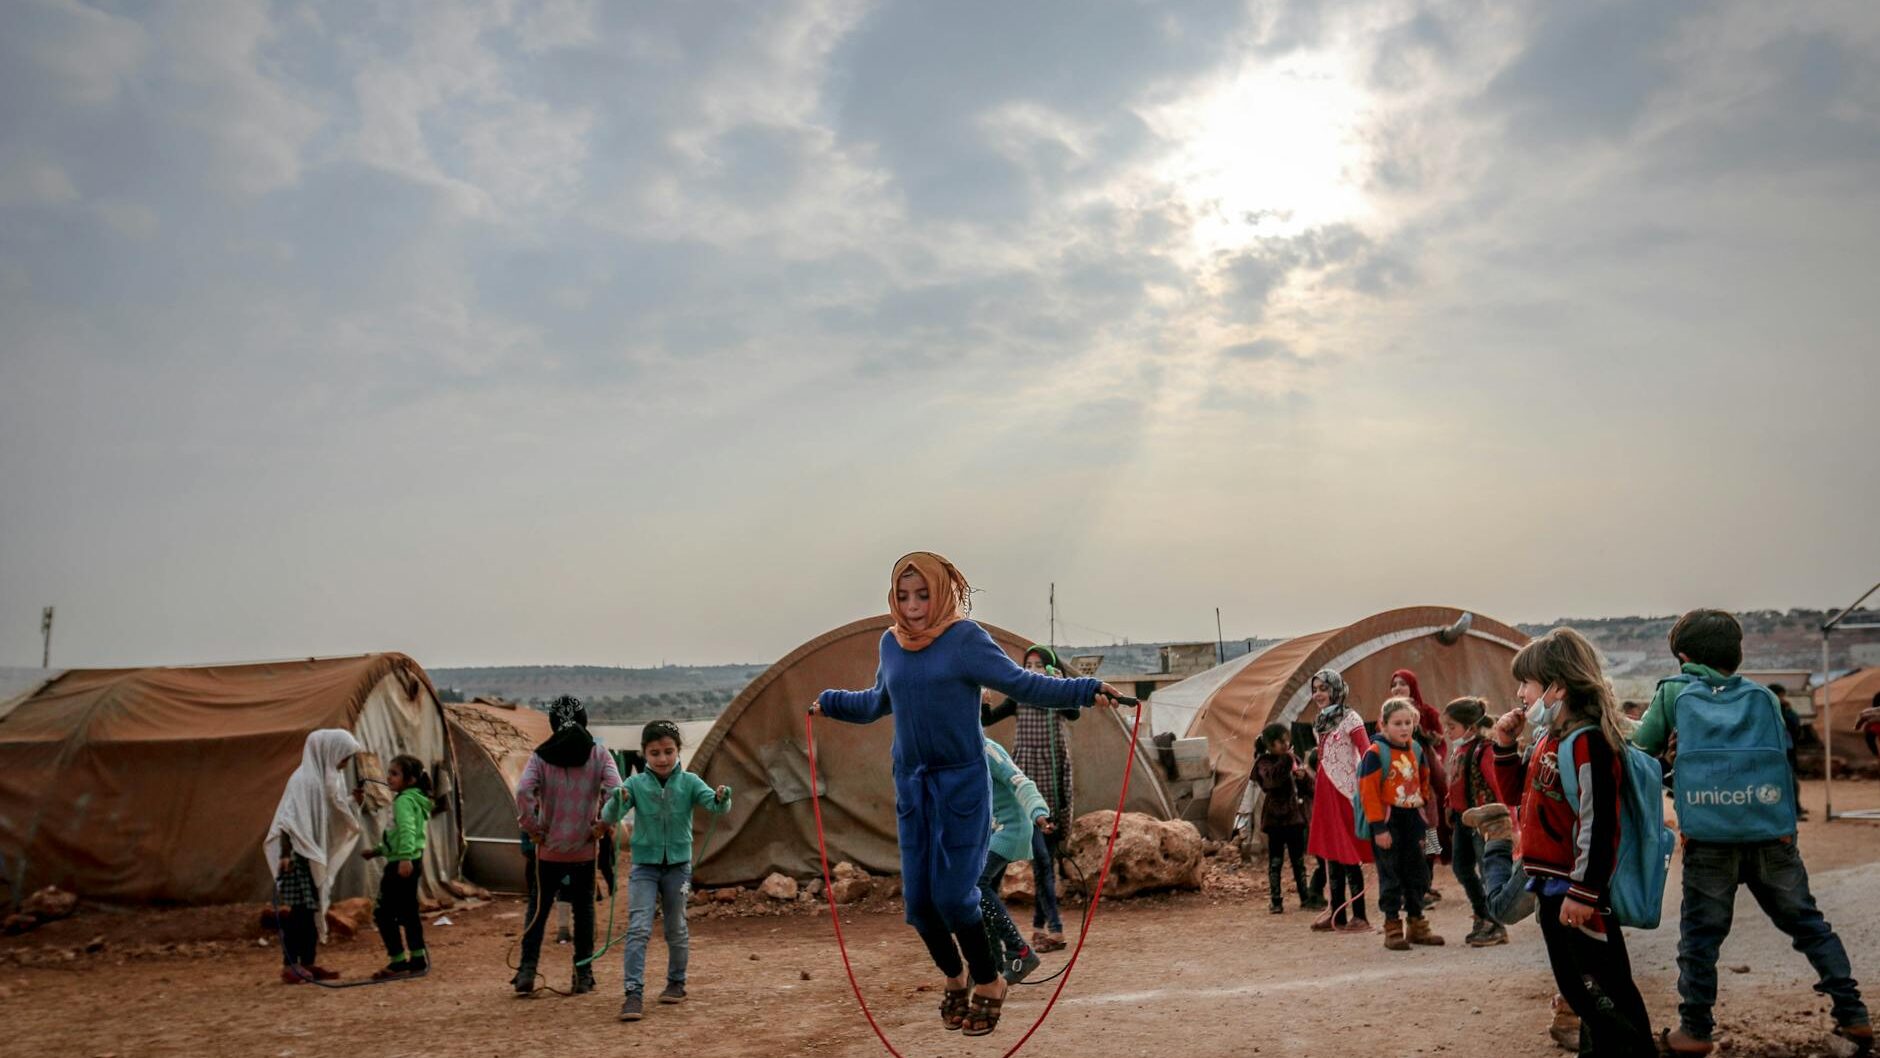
[0,155,79,206]
[1479,2,1689,144]
[3,0,146,108]
[1220,338,1299,362]
[2,0,1878,667]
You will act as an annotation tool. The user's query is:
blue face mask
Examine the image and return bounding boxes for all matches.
[1525,688,1557,729]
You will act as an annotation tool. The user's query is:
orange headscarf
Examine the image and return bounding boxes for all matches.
[888,551,972,652]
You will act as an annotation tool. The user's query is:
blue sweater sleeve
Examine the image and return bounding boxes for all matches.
[959,623,1098,710]
[819,649,892,723]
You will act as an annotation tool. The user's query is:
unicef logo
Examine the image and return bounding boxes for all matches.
[1756,784,1784,806]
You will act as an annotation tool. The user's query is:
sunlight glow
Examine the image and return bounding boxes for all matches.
[1149,54,1374,254]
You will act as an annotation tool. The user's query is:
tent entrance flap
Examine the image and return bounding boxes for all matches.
[760,739,825,805]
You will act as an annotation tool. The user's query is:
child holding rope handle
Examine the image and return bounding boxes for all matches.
[809,551,1123,1038]
[602,720,731,1022]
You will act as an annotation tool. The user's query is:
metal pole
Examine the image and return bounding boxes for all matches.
[1215,608,1225,665]
[40,606,53,668]
[1823,631,1834,821]
[1049,582,1055,651]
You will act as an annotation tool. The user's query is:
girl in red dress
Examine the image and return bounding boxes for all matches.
[1305,669,1373,932]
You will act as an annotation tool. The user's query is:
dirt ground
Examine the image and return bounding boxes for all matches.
[6,780,1880,1058]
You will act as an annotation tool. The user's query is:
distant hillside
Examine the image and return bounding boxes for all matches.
[1519,609,1880,684]
[429,663,768,726]
[427,608,1880,724]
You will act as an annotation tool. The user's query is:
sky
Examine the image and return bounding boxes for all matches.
[2,0,1877,669]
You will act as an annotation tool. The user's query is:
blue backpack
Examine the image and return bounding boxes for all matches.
[1662,673,1797,843]
[1349,740,1424,841]
[1557,726,1675,929]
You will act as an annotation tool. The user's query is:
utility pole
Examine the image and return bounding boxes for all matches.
[1215,607,1225,665]
[1049,583,1056,650]
[41,606,54,668]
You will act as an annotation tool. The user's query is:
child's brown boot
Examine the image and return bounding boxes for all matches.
[1460,803,1513,842]
[1382,918,1409,951]
[1549,995,1581,1050]
[1406,916,1445,946]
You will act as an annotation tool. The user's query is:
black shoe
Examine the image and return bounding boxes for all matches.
[573,969,597,995]
[619,993,644,1021]
[1269,903,1284,914]
[407,953,429,974]
[658,982,686,1004]
[513,965,536,994]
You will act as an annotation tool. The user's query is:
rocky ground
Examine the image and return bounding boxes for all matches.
[5,780,1879,1058]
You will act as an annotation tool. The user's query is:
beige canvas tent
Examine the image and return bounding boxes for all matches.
[445,698,552,893]
[0,654,461,905]
[688,616,1175,886]
[1152,607,1528,837]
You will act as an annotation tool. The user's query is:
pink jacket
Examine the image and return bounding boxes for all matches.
[516,744,623,863]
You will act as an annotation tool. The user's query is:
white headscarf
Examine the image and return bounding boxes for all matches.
[266,729,363,939]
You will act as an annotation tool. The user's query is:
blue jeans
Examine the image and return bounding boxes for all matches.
[1677,840,1866,1037]
[622,862,691,996]
[1479,838,1537,926]
[1450,823,1491,920]
[1031,828,1062,933]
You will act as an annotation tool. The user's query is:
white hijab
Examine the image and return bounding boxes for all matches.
[266,729,363,939]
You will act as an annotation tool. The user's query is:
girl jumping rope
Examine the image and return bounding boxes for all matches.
[810,551,1122,1038]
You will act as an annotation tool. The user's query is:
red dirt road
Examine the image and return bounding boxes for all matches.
[6,781,1879,1058]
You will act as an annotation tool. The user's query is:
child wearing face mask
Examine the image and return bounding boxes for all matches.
[1442,697,1506,947]
[1482,628,1656,1057]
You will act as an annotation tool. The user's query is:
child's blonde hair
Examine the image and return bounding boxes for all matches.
[1511,627,1626,750]
[1378,696,1419,727]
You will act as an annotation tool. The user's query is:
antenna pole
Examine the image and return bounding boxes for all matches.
[1049,583,1056,650]
[1215,607,1225,665]
[41,606,54,668]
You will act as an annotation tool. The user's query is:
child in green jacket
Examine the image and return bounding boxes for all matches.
[361,754,433,977]
[979,738,1051,983]
[602,720,731,1021]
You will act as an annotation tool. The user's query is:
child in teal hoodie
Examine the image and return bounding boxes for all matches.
[601,720,731,1021]
[362,754,433,977]
[979,739,1051,984]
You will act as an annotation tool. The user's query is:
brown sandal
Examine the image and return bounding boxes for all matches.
[962,992,1005,1037]
[940,987,970,1030]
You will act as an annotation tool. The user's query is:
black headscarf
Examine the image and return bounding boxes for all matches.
[535,694,596,768]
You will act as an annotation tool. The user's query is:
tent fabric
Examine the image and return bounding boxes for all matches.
[445,699,553,893]
[1817,668,1880,742]
[0,654,461,906]
[689,616,1175,887]
[1162,606,1528,837]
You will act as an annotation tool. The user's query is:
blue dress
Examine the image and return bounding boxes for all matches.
[819,621,1098,933]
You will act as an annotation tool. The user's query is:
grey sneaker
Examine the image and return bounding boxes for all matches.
[618,993,643,1021]
[658,982,687,1004]
[1003,948,1041,984]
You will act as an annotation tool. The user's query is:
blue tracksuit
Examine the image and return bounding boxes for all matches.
[818,620,1097,932]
